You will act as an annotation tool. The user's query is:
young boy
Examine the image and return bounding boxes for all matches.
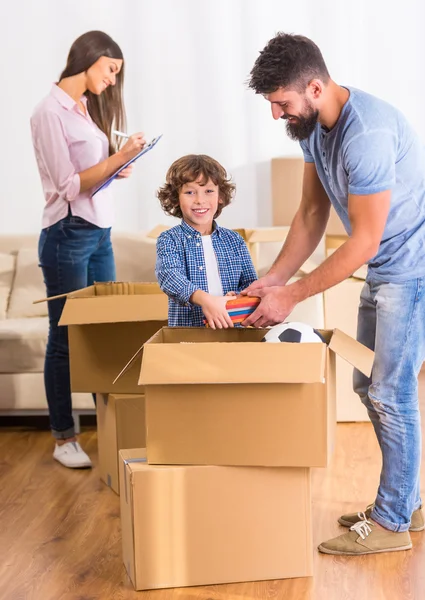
[156,154,257,329]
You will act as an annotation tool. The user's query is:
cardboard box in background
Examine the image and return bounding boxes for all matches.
[119,449,313,590]
[96,393,146,494]
[118,326,373,467]
[56,282,167,394]
[324,247,369,422]
[271,157,346,236]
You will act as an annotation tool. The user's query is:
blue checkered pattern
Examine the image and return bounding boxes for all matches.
[156,220,258,326]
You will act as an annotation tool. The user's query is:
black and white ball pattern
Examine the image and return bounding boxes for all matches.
[261,321,325,343]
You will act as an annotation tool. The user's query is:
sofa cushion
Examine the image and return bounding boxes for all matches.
[112,233,157,282]
[0,253,15,320]
[0,372,93,410]
[0,317,48,373]
[7,248,48,319]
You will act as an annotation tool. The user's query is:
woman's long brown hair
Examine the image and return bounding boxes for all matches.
[59,30,126,155]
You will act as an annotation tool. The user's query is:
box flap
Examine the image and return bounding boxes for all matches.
[137,328,327,385]
[329,328,373,377]
[245,227,289,243]
[59,288,168,326]
[113,346,145,385]
[33,285,96,305]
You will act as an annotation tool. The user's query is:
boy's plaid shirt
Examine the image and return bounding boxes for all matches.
[156,220,258,326]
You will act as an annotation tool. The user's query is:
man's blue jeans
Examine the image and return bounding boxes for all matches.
[353,277,424,532]
[38,215,116,439]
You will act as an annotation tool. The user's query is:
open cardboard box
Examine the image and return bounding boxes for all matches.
[115,326,373,467]
[119,448,313,590]
[37,282,168,394]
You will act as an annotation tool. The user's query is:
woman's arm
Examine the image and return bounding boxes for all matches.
[78,134,145,192]
[32,110,144,197]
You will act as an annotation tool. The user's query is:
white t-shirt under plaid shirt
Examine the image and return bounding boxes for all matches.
[155,220,257,326]
[201,235,224,296]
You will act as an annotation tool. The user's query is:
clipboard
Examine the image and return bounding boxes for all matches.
[92,134,163,196]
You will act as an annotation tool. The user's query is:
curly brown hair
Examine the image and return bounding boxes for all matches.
[157,155,236,219]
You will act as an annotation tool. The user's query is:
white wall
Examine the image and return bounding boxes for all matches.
[1,0,424,234]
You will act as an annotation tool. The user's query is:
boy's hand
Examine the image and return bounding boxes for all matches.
[225,291,237,297]
[202,295,234,329]
[190,290,234,329]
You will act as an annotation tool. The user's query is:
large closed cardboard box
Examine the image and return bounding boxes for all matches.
[96,393,146,494]
[119,449,313,590]
[117,327,373,467]
[54,282,168,394]
[271,157,346,235]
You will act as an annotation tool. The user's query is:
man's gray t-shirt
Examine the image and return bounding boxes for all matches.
[300,87,425,282]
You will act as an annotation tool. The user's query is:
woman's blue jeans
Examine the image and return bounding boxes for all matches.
[38,215,116,439]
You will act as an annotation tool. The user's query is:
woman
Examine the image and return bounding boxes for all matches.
[31,31,145,468]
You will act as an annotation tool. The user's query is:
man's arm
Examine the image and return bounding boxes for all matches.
[243,163,331,294]
[269,163,331,284]
[243,189,390,327]
[291,190,390,302]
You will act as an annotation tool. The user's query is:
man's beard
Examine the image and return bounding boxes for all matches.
[283,100,319,141]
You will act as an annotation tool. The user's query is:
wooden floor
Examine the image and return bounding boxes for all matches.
[1,383,425,600]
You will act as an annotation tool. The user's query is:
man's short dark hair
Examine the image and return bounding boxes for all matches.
[248,33,330,94]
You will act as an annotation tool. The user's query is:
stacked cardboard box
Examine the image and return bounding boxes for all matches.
[52,276,373,589]
[53,281,168,493]
[96,393,146,493]
[323,244,369,421]
[271,157,346,236]
[116,326,373,590]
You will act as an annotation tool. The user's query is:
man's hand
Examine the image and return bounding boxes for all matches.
[241,272,284,296]
[242,285,298,328]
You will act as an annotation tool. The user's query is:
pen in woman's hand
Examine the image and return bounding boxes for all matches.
[113,129,129,139]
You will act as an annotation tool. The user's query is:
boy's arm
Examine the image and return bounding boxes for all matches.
[237,237,258,291]
[155,233,198,305]
[156,232,234,328]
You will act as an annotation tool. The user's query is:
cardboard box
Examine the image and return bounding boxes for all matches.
[325,234,349,252]
[56,282,168,394]
[117,327,373,467]
[147,225,290,272]
[96,393,146,494]
[271,157,346,235]
[119,449,313,590]
[324,270,369,422]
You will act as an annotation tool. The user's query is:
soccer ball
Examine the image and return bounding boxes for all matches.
[261,321,325,343]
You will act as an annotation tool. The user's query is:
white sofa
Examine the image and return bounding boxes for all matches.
[0,232,158,430]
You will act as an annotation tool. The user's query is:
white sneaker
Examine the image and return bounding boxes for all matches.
[53,441,92,469]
